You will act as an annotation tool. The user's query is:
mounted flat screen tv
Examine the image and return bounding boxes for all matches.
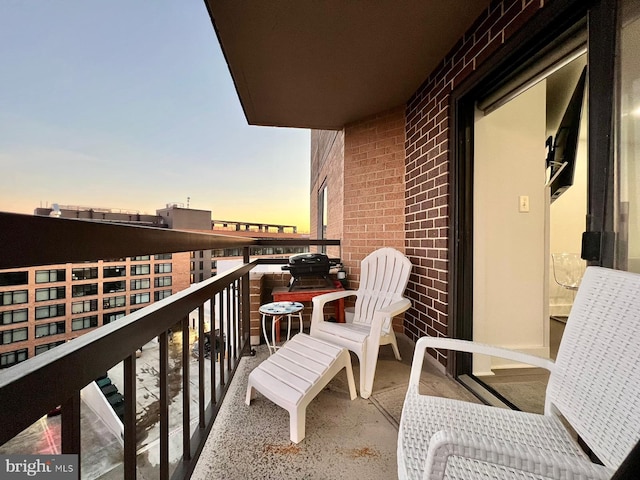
[545,66,587,203]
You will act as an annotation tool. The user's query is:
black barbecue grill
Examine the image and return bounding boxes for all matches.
[281,253,341,291]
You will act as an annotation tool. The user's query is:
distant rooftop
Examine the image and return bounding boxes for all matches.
[33,204,301,235]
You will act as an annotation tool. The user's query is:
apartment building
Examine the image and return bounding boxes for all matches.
[0,203,305,369]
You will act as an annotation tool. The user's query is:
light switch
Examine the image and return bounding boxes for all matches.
[519,195,530,213]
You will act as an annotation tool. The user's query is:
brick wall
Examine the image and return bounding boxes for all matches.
[310,130,344,258]
[404,0,547,366]
[248,272,291,346]
[172,252,191,294]
[0,254,195,364]
[342,106,407,331]
[249,273,264,345]
[249,272,340,346]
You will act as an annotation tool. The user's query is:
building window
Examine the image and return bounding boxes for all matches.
[103,295,126,310]
[199,251,204,258]
[35,304,66,320]
[132,255,150,261]
[154,289,172,301]
[211,248,244,258]
[71,267,98,281]
[1,290,28,306]
[190,251,196,259]
[211,261,217,270]
[103,280,125,294]
[72,315,98,331]
[71,299,98,314]
[35,286,66,302]
[35,341,65,355]
[130,292,150,305]
[155,263,172,274]
[130,278,150,290]
[72,283,98,297]
[199,261,204,270]
[2,327,28,344]
[190,261,196,271]
[1,308,28,325]
[36,269,66,283]
[199,273,204,282]
[154,276,172,288]
[103,311,126,324]
[103,266,126,278]
[0,271,28,287]
[35,321,66,338]
[155,253,172,260]
[130,264,151,276]
[0,348,28,368]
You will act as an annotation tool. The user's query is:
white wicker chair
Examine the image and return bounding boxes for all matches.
[398,267,640,480]
[310,247,412,398]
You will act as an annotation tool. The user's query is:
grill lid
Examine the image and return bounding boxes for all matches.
[287,253,330,266]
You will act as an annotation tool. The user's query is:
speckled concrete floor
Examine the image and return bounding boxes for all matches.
[191,335,477,480]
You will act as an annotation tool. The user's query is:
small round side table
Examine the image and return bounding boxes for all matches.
[259,301,304,354]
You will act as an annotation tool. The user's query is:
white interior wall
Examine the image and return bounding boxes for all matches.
[473,81,549,376]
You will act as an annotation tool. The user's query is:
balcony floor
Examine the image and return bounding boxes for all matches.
[0,334,479,479]
[192,335,479,480]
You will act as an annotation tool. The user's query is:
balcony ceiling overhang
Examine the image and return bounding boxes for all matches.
[205,1,490,130]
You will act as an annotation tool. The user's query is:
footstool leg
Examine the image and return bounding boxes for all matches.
[290,405,306,444]
[245,383,256,405]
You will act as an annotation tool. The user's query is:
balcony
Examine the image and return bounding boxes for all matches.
[0,211,476,479]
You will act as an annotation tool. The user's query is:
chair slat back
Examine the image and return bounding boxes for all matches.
[547,267,640,469]
[352,248,412,332]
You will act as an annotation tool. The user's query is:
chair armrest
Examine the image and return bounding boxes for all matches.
[409,336,555,387]
[370,298,412,335]
[311,289,357,308]
[310,290,357,329]
[374,297,411,318]
[423,430,613,480]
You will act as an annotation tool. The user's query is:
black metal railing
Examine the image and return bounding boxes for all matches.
[0,212,339,480]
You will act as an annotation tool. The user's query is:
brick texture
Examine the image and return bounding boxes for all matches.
[249,272,341,345]
[404,0,546,367]
[343,106,407,332]
[310,130,344,259]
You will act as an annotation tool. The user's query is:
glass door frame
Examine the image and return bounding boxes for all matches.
[448,0,618,378]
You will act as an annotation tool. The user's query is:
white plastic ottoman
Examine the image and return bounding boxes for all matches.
[245,333,357,443]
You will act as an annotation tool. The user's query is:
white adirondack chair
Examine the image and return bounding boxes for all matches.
[398,267,640,480]
[310,247,412,399]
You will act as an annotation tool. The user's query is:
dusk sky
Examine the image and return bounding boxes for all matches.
[0,1,311,231]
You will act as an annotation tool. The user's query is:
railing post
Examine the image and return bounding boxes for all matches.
[182,315,191,462]
[210,295,217,406]
[124,353,137,480]
[61,390,81,478]
[218,293,225,386]
[242,246,252,356]
[198,305,206,428]
[159,331,169,480]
